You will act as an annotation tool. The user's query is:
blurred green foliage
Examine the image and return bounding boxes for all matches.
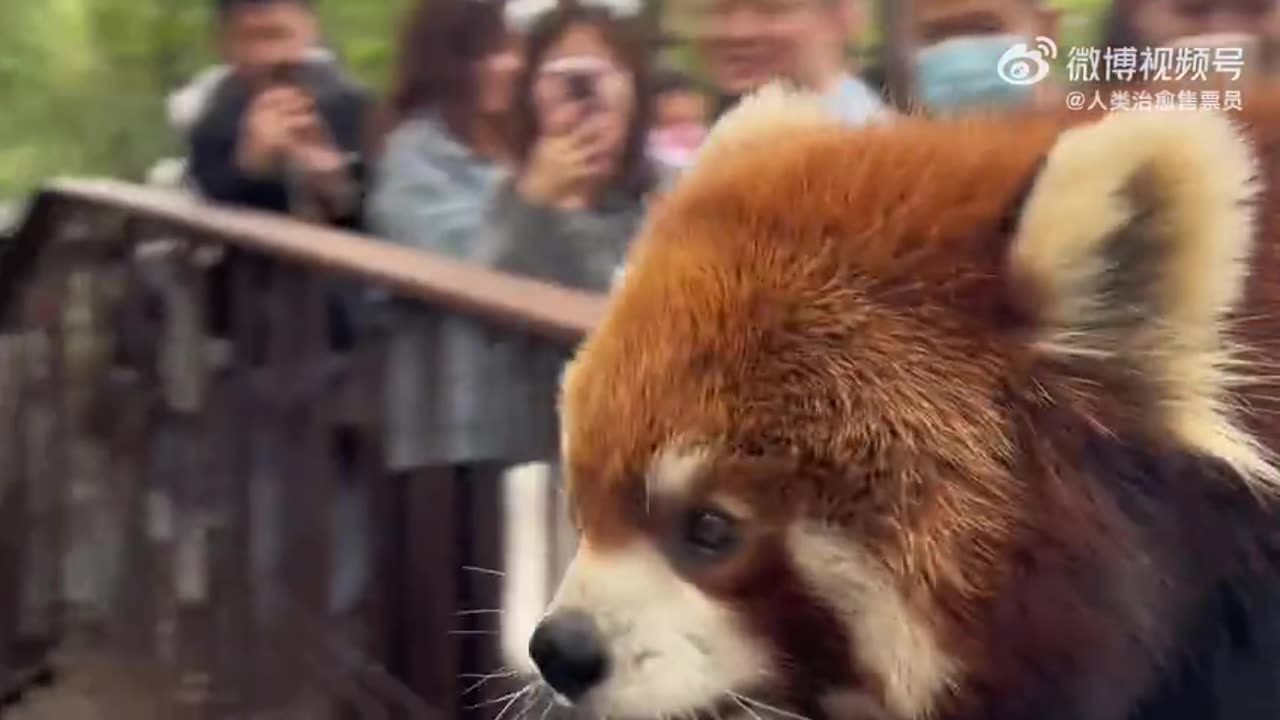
[0,0,410,200]
[1,0,207,198]
[0,0,1112,202]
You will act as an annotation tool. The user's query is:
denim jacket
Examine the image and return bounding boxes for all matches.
[367,114,642,469]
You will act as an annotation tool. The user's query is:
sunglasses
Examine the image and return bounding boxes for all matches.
[534,56,631,111]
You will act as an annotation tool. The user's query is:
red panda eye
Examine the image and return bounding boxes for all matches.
[684,509,739,558]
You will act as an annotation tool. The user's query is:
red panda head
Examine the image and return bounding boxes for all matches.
[527,87,1274,720]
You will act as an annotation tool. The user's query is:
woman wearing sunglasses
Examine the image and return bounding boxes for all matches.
[366,0,652,496]
[480,0,656,291]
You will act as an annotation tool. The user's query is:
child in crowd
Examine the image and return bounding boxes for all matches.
[647,67,711,180]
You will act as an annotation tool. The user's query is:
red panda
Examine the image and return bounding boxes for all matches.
[525,84,1280,720]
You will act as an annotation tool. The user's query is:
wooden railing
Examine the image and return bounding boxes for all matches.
[0,179,606,718]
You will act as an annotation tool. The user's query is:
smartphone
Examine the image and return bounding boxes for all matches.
[539,56,614,122]
[566,71,603,119]
[565,72,596,101]
[266,61,305,88]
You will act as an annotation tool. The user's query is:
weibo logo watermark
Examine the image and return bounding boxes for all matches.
[997,36,1058,86]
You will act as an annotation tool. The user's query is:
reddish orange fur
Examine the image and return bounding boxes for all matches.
[560,84,1280,718]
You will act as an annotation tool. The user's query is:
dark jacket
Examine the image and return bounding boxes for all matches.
[189,62,371,345]
[188,62,372,229]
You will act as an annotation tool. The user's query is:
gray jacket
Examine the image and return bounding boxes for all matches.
[367,114,641,469]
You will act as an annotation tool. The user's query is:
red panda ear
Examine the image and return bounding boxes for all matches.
[1006,109,1276,490]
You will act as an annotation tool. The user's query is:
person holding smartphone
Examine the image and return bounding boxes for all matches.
[483,0,656,291]
[515,55,635,211]
[189,0,370,225]
[365,2,653,709]
[190,0,371,354]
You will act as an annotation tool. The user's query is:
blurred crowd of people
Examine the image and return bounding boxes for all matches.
[168,0,1280,264]
[146,0,1280,708]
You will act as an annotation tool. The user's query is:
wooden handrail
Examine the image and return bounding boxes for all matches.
[2,179,607,343]
[2,177,602,716]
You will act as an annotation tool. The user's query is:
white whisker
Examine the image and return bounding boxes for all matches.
[493,683,538,720]
[460,669,516,696]
[457,608,505,615]
[464,565,506,577]
[730,692,811,720]
[513,685,542,720]
[460,671,510,678]
[465,686,529,710]
[729,695,765,720]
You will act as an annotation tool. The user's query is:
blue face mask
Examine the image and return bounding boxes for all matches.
[915,33,1039,113]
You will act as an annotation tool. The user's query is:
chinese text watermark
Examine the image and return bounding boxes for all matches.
[1066,46,1245,85]
[1063,88,1244,112]
[995,36,1250,111]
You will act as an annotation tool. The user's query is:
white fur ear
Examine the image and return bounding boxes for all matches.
[691,82,836,170]
[1009,109,1275,490]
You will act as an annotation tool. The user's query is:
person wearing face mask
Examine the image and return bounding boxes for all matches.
[911,0,1062,115]
[1101,0,1280,84]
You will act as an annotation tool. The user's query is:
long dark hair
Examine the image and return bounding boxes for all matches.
[511,0,657,201]
[378,0,510,148]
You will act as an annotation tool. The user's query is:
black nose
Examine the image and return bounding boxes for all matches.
[528,610,609,701]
